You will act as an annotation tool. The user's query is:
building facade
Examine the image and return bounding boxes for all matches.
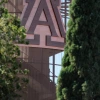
[5,0,71,100]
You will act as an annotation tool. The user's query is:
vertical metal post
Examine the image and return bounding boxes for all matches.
[53,54,55,83]
[65,0,67,30]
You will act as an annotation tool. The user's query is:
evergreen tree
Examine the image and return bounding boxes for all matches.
[57,0,100,100]
[0,1,29,99]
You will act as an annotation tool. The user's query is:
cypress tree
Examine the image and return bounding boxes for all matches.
[57,0,100,100]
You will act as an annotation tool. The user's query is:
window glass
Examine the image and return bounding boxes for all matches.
[55,65,62,76]
[55,53,62,65]
[49,56,53,64]
[49,51,64,84]
[49,64,53,76]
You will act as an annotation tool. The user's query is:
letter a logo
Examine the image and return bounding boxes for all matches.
[21,0,65,49]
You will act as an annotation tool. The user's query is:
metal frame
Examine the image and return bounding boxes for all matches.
[61,0,71,30]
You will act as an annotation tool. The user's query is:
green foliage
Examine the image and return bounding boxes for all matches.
[57,0,100,100]
[0,1,29,100]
